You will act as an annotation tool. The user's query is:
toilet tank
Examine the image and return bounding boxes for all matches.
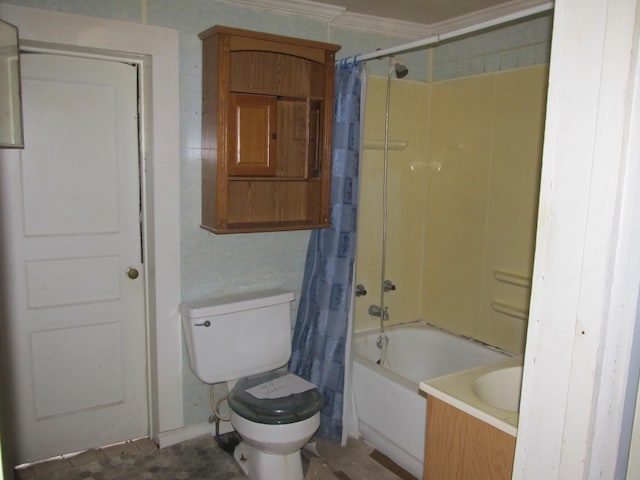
[180,289,295,384]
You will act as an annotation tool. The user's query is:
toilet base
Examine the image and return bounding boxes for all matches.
[233,441,304,480]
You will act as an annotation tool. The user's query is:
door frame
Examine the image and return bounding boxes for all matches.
[0,4,183,449]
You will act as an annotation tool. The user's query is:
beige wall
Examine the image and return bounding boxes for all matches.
[354,77,429,331]
[356,65,548,353]
[475,66,548,352]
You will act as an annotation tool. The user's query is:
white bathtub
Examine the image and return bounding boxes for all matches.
[352,322,509,479]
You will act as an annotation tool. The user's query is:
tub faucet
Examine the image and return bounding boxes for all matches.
[383,280,396,292]
[368,304,389,321]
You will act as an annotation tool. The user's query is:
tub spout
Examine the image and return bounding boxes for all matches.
[368,304,389,321]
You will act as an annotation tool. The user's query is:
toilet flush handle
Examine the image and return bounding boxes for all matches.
[195,320,211,327]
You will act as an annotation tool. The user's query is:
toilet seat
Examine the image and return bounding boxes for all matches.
[228,371,322,425]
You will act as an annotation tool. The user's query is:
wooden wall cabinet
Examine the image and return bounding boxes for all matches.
[199,26,341,233]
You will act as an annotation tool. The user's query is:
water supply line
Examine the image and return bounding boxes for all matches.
[209,384,230,425]
[375,58,399,367]
[379,59,393,325]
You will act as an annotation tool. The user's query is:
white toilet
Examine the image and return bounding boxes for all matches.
[180,289,322,480]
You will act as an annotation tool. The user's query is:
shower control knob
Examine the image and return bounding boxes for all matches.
[383,280,396,292]
[355,284,367,297]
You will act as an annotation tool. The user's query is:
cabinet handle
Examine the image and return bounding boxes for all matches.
[271,133,277,139]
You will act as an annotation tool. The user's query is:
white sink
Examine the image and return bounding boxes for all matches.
[472,366,523,412]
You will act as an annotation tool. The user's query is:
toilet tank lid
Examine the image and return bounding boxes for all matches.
[180,289,295,319]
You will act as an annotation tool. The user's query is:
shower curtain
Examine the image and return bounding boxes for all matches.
[289,60,363,441]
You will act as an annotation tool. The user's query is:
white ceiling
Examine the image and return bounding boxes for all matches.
[308,0,520,25]
[227,0,552,38]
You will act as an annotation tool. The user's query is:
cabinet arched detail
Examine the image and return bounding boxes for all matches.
[200,25,340,234]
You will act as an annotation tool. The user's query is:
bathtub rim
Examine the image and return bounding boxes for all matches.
[352,320,516,406]
[354,320,513,357]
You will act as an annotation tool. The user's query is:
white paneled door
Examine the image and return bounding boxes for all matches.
[0,53,147,463]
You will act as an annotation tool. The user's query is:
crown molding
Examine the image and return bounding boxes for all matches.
[218,0,430,39]
[330,12,431,40]
[218,0,345,22]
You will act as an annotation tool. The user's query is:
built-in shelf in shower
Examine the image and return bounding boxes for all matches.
[363,139,408,150]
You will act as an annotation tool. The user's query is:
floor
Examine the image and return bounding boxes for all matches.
[14,435,417,480]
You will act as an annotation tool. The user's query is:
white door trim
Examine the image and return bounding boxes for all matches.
[0,4,183,444]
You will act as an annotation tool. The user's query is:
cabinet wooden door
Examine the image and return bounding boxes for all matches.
[228,93,277,176]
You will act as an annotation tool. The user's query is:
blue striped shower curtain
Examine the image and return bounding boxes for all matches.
[289,61,362,441]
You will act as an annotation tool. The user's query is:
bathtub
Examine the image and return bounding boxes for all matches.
[352,322,509,479]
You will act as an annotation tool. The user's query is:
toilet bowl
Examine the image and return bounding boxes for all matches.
[232,412,321,455]
[227,369,322,479]
[231,413,321,479]
[180,290,322,480]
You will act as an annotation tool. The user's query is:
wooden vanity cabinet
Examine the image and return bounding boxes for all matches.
[424,396,516,479]
[199,25,341,233]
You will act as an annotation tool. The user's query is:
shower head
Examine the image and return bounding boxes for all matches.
[389,56,409,79]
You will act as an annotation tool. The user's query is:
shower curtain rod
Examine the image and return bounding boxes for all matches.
[337,1,554,64]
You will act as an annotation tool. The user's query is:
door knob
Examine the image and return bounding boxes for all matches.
[126,267,139,280]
